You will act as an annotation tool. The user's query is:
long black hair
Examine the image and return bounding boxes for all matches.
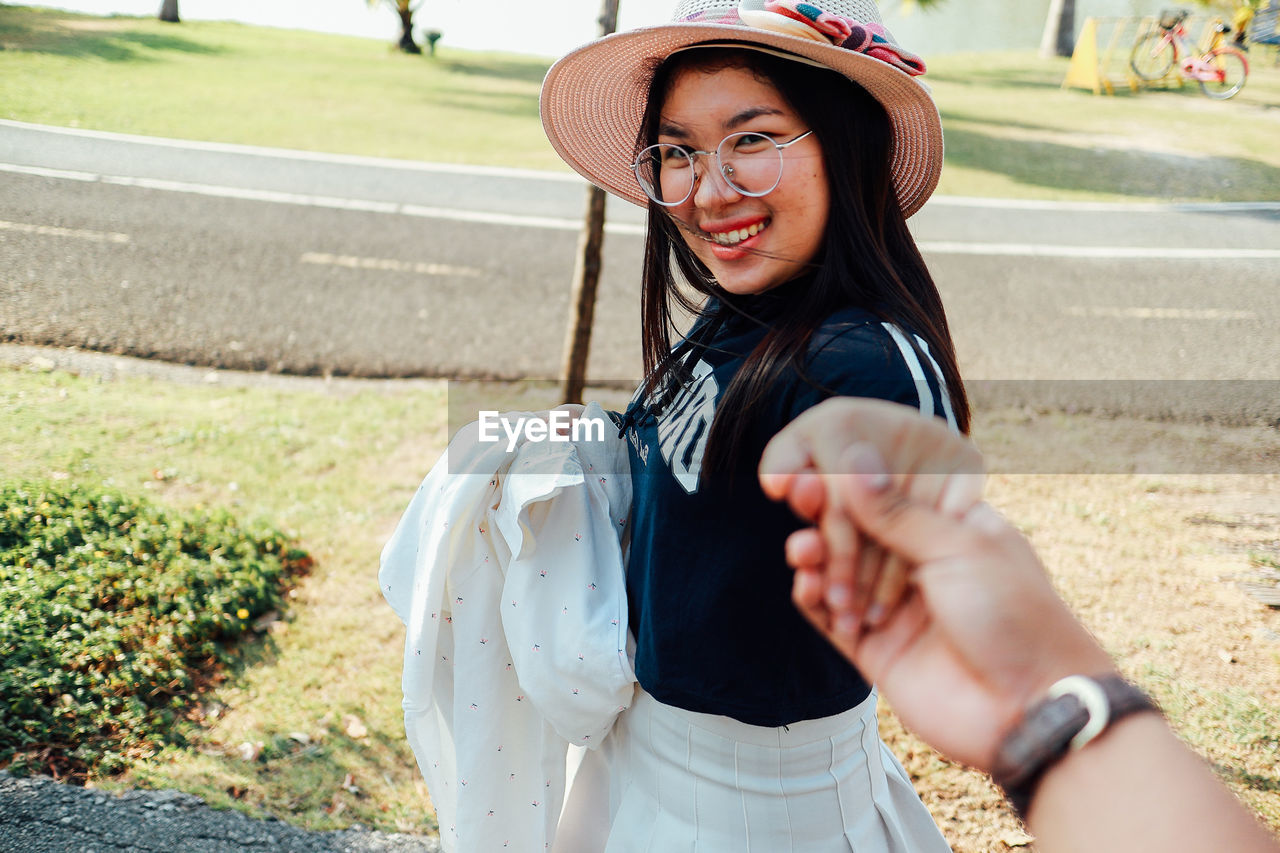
[635,46,970,475]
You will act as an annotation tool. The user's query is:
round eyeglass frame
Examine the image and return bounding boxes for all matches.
[632,130,815,207]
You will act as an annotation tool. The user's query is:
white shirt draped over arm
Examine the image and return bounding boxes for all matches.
[380,403,635,852]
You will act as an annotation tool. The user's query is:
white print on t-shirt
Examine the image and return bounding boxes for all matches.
[626,426,649,466]
[657,359,718,495]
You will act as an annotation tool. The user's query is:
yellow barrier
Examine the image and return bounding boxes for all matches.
[1063,16,1144,94]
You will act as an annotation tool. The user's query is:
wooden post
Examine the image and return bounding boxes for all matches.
[560,0,621,405]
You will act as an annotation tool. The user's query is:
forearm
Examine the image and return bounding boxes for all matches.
[1028,711,1279,852]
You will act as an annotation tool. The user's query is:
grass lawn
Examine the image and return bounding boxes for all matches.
[2,4,1279,201]
[2,362,1277,850]
[0,5,556,170]
[930,50,1280,202]
[0,364,449,834]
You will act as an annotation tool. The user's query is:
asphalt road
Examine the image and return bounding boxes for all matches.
[2,118,1279,395]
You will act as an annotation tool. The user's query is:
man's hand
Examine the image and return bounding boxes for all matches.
[760,399,1113,771]
[760,398,983,636]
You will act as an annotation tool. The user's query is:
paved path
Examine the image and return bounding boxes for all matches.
[0,772,439,852]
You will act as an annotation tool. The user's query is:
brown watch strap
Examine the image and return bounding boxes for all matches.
[991,674,1160,820]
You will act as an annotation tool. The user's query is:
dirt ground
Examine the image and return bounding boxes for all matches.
[885,409,1280,852]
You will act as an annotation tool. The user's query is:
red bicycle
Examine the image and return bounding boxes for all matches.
[1130,9,1250,99]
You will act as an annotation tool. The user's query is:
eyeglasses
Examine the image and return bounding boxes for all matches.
[632,130,815,207]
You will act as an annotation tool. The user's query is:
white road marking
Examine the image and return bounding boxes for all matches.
[0,161,645,234]
[1064,306,1257,320]
[399,202,603,232]
[0,218,129,244]
[300,252,481,277]
[929,195,1280,213]
[918,241,1280,260]
[0,119,583,183]
[0,163,100,182]
[2,160,1276,257]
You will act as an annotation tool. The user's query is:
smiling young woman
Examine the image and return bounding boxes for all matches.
[541,1,970,849]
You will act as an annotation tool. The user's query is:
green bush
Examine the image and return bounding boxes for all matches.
[0,481,311,779]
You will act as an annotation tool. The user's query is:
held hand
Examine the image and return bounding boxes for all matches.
[761,399,1115,770]
[778,444,1117,772]
[760,398,984,634]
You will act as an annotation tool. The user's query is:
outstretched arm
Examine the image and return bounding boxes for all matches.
[760,399,1279,852]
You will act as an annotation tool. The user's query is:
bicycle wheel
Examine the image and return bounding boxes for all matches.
[1197,47,1249,99]
[1130,33,1176,80]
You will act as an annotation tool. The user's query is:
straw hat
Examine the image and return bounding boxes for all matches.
[540,0,943,218]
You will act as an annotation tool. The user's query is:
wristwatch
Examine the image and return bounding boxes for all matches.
[991,674,1161,820]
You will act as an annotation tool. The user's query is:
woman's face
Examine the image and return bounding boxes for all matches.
[657,64,828,296]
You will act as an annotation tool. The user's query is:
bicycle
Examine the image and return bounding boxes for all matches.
[1130,9,1250,99]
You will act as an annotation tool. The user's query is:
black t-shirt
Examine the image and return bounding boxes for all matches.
[621,280,957,727]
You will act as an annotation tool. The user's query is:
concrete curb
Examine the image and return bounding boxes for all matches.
[0,343,444,396]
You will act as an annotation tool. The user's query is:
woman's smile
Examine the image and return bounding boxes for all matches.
[701,215,772,262]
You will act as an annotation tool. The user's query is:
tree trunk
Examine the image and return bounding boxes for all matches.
[397,5,421,53]
[560,0,621,406]
[158,0,180,23]
[1039,0,1076,58]
[561,186,607,406]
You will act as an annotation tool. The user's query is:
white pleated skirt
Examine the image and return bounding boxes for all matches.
[556,688,951,853]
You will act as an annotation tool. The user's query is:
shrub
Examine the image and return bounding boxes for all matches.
[0,481,311,780]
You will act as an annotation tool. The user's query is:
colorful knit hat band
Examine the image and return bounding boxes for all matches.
[682,0,926,76]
